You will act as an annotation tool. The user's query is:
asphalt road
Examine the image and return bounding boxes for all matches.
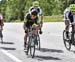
[0,22,75,62]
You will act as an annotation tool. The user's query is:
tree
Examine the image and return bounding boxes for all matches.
[0,0,71,22]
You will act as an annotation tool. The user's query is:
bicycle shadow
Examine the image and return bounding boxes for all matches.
[70,49,75,54]
[73,51,75,53]
[34,55,61,61]
[0,41,14,44]
[0,47,16,50]
[36,48,64,53]
[69,45,75,53]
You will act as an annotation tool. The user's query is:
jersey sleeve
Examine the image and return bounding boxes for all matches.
[38,7,42,16]
[29,6,33,14]
[64,11,70,20]
[64,8,70,20]
[24,13,30,23]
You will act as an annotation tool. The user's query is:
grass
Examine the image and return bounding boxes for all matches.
[43,15,64,22]
[12,15,64,22]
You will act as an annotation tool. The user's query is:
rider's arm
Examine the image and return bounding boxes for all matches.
[29,7,33,14]
[23,13,30,30]
[39,7,42,16]
[1,19,4,26]
[23,14,27,30]
[0,14,4,27]
[37,7,43,27]
[64,7,70,21]
[64,11,70,22]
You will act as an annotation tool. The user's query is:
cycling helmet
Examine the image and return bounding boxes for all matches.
[33,1,39,7]
[70,4,75,12]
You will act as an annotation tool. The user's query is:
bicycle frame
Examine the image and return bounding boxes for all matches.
[63,23,75,50]
[26,27,39,58]
[68,23,75,45]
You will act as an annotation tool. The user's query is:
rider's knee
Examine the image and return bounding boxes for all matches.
[65,20,70,26]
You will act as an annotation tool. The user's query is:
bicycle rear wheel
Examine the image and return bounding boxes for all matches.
[71,32,75,45]
[63,30,71,51]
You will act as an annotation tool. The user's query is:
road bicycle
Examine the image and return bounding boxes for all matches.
[63,23,75,50]
[25,27,41,58]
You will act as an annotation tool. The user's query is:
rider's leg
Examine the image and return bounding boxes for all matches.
[1,26,3,38]
[38,23,43,34]
[24,30,28,48]
[65,20,70,38]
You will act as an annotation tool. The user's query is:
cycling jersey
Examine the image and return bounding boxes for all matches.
[64,7,75,23]
[64,7,70,21]
[25,13,39,28]
[68,12,75,23]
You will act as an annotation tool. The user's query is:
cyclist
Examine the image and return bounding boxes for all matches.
[29,1,43,34]
[0,13,4,31]
[64,0,75,39]
[0,13,4,42]
[23,10,40,49]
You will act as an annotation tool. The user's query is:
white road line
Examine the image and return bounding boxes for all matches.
[1,49,23,62]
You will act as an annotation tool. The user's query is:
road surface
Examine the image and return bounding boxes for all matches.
[0,22,75,62]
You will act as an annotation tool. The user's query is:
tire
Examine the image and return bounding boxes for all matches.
[26,37,32,55]
[37,35,41,50]
[30,44,35,58]
[0,31,3,43]
[30,38,35,58]
[71,32,75,45]
[63,30,71,51]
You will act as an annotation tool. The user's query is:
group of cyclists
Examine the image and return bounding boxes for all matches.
[23,0,75,50]
[0,0,75,50]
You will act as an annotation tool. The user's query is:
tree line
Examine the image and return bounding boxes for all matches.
[0,0,70,22]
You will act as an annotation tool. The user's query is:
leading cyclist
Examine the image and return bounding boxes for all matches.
[23,10,40,49]
[29,1,43,34]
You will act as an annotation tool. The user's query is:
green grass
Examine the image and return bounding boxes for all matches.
[13,15,64,22]
[43,15,64,22]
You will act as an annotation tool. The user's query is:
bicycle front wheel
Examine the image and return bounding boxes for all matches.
[0,31,3,43]
[37,35,41,50]
[30,38,35,58]
[63,30,71,51]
